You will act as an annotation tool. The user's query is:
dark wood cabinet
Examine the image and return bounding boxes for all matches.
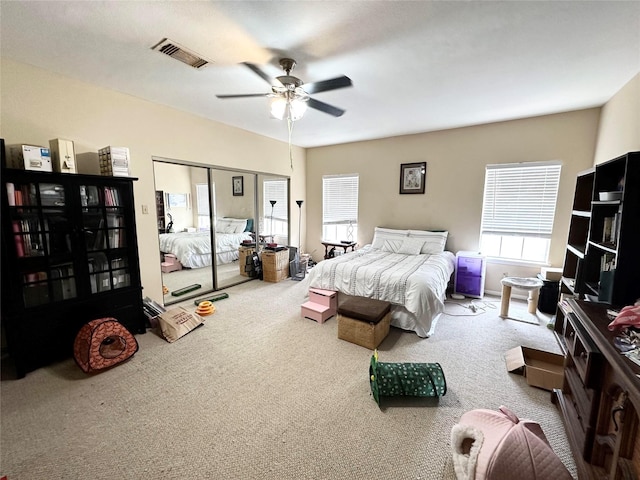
[553,300,640,480]
[1,168,145,378]
[557,152,640,309]
[553,151,640,479]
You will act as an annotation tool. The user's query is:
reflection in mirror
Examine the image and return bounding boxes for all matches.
[155,162,214,304]
[153,159,290,306]
[211,169,256,290]
[258,174,289,247]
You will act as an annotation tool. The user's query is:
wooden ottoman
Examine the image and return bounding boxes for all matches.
[337,297,391,349]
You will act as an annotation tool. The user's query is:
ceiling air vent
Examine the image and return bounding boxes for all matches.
[151,38,212,69]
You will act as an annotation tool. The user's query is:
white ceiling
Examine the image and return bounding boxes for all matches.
[1,1,639,148]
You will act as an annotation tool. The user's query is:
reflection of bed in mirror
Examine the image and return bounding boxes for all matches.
[159,218,253,269]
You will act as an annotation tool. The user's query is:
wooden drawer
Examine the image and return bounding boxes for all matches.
[565,312,603,389]
[565,366,598,449]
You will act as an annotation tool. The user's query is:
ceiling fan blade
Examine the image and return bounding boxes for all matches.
[242,62,283,87]
[307,98,345,117]
[303,76,352,94]
[216,93,270,99]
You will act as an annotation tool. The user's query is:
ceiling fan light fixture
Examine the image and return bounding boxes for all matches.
[270,95,308,121]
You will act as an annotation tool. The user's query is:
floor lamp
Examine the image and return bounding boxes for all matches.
[296,200,303,254]
[292,200,305,281]
[269,200,276,244]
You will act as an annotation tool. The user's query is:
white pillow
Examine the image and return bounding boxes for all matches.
[408,230,448,254]
[216,219,232,233]
[397,237,425,255]
[371,226,408,251]
[218,218,247,234]
[229,219,247,233]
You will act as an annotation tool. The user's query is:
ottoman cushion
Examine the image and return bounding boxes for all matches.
[337,297,391,324]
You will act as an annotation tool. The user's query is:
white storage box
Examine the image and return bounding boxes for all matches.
[8,145,53,172]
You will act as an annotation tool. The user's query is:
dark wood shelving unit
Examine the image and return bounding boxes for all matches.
[1,168,146,378]
[553,151,640,479]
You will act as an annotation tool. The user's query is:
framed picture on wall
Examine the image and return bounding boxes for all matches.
[166,192,189,208]
[233,176,244,196]
[399,162,426,194]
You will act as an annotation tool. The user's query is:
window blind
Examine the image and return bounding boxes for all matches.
[196,184,209,215]
[263,179,288,221]
[323,174,359,224]
[481,162,561,238]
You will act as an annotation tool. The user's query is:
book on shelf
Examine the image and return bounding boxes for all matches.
[601,253,615,272]
[12,220,24,257]
[602,216,614,243]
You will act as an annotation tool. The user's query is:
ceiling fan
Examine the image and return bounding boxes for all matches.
[216,58,352,120]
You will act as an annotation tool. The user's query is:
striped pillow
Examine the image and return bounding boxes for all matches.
[408,230,448,254]
[371,227,408,252]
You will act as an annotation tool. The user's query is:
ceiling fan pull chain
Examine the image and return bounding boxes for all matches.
[288,116,294,170]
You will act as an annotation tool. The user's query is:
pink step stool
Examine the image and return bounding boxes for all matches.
[161,254,182,273]
[301,288,337,324]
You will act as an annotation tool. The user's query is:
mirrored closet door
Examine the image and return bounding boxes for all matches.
[154,159,291,306]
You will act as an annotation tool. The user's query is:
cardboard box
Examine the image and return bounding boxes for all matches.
[540,267,563,282]
[505,346,565,391]
[8,145,53,172]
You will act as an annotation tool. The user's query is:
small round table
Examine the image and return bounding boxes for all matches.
[500,276,544,322]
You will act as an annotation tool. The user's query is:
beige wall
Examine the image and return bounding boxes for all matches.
[307,110,600,293]
[0,59,306,302]
[3,57,636,300]
[594,73,640,165]
[154,162,193,231]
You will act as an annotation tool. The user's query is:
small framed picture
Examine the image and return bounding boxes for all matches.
[166,192,189,208]
[400,162,426,194]
[232,176,244,196]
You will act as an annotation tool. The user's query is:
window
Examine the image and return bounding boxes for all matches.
[196,183,210,231]
[263,179,288,238]
[323,174,359,242]
[480,161,561,263]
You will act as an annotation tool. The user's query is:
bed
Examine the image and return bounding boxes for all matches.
[159,218,253,269]
[305,227,455,337]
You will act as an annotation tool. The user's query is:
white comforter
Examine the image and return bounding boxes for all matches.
[159,231,252,268]
[306,246,455,337]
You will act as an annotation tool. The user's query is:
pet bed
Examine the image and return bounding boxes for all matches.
[450,405,572,480]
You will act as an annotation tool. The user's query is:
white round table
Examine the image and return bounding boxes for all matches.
[500,276,544,320]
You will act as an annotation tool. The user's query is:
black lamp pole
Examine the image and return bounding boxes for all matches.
[296,200,303,254]
[269,200,276,243]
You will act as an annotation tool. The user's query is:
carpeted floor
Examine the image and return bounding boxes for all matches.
[0,279,576,479]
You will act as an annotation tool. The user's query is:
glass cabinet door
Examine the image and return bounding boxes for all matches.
[5,180,76,307]
[80,184,132,293]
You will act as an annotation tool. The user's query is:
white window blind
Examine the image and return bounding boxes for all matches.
[323,174,359,225]
[263,179,288,221]
[196,184,209,215]
[481,162,561,238]
[196,183,210,230]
